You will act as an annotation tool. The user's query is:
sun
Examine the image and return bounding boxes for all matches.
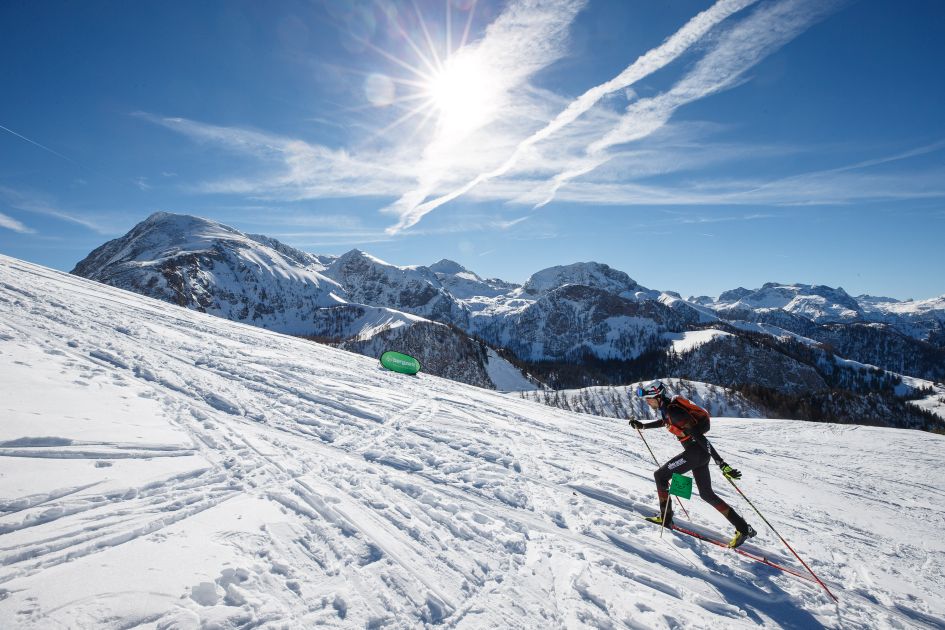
[423,52,496,138]
[353,2,504,146]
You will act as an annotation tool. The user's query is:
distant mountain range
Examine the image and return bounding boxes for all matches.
[71,212,945,430]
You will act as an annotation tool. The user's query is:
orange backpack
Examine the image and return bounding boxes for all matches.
[669,396,711,435]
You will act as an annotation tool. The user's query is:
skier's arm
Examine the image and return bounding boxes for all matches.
[628,419,662,429]
[705,439,743,479]
[706,440,723,463]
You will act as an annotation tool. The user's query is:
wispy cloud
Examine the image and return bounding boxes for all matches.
[266,213,523,249]
[490,163,945,208]
[139,0,945,234]
[136,112,413,199]
[381,0,588,233]
[674,213,775,225]
[0,211,35,234]
[0,186,112,234]
[385,0,759,231]
[533,0,846,207]
[237,212,364,230]
[143,110,945,218]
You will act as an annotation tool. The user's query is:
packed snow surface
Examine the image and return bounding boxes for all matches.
[1,254,944,629]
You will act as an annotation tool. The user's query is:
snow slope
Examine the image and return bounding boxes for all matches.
[2,254,944,629]
[484,348,538,392]
[663,329,733,354]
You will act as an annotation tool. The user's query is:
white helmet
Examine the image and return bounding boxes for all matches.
[636,380,665,399]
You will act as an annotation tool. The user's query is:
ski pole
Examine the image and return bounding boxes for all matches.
[635,425,691,521]
[659,490,671,538]
[723,475,838,602]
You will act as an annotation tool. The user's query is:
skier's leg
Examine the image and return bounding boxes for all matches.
[653,452,693,524]
[693,464,750,534]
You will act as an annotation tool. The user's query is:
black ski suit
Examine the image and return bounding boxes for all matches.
[641,395,749,533]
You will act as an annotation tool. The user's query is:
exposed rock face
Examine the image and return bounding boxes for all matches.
[717,287,752,303]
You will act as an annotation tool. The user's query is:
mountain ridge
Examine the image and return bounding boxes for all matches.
[69,212,945,428]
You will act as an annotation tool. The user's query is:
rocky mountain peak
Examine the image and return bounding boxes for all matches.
[429,259,468,275]
[522,262,643,297]
[718,287,752,303]
[713,282,864,323]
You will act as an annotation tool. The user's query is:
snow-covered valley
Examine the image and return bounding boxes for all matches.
[1,254,944,629]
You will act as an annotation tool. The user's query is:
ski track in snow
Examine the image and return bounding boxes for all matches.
[1,255,944,629]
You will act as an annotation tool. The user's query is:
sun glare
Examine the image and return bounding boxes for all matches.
[424,52,495,138]
[357,2,504,147]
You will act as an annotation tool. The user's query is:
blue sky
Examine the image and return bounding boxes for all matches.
[1,0,943,300]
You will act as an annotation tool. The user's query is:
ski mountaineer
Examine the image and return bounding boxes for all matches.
[630,380,757,549]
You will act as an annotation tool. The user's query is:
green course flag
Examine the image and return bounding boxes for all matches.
[380,350,421,375]
[669,473,693,499]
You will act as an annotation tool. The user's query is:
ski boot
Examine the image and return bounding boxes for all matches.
[646,496,674,528]
[728,524,757,549]
[644,514,674,527]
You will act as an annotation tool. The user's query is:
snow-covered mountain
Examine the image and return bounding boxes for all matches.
[691,282,945,387]
[3,254,945,628]
[70,213,945,426]
[468,284,701,362]
[520,262,654,300]
[323,249,466,325]
[70,213,524,390]
[698,282,945,345]
[710,283,865,323]
[429,259,518,299]
[72,212,346,334]
[859,293,945,340]
[71,214,698,366]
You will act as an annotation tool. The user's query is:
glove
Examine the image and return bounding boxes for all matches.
[629,419,645,429]
[720,463,742,480]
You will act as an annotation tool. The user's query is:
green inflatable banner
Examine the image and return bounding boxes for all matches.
[380,351,421,375]
[669,473,693,499]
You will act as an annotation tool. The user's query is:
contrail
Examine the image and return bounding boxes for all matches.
[534,0,846,208]
[0,123,81,166]
[386,0,759,233]
[0,122,133,190]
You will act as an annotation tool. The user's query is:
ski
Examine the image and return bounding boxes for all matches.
[642,517,818,584]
